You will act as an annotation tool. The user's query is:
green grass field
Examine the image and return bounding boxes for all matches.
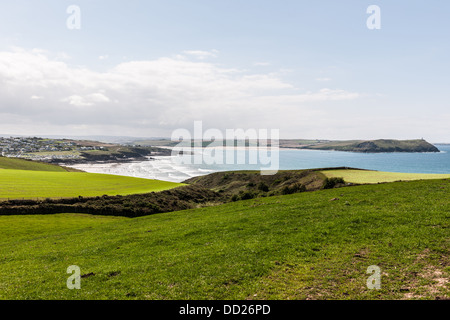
[322,169,450,184]
[0,157,68,172]
[0,179,448,299]
[0,214,126,243]
[0,169,182,199]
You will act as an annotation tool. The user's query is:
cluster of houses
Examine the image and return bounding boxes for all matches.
[0,137,104,160]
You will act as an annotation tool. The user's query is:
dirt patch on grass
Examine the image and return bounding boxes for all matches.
[248,260,367,300]
[249,247,449,300]
[403,265,449,299]
[247,263,317,300]
[402,250,449,300]
[353,247,370,259]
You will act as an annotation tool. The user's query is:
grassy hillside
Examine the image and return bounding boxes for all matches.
[0,213,125,243]
[184,170,327,200]
[0,169,182,199]
[0,156,70,172]
[0,179,448,299]
[322,169,450,184]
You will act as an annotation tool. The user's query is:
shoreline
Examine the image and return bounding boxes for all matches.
[61,144,450,183]
[65,156,214,183]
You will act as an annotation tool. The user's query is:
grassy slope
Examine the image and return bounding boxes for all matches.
[185,170,326,197]
[0,169,182,199]
[0,179,448,300]
[0,214,125,243]
[0,157,68,172]
[322,169,450,184]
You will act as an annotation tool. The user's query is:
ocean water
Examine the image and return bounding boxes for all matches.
[70,144,450,183]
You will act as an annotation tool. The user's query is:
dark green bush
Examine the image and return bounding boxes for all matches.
[281,183,306,195]
[322,177,345,189]
[240,192,255,200]
[257,182,269,192]
[0,185,221,218]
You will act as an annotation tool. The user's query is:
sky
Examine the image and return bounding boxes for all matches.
[0,0,449,142]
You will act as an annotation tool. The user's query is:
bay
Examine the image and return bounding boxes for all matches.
[69,144,450,183]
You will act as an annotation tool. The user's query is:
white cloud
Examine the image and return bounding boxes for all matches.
[0,47,362,137]
[316,77,332,82]
[182,49,219,60]
[88,93,111,103]
[62,95,94,107]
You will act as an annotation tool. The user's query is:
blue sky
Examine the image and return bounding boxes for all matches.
[0,1,449,141]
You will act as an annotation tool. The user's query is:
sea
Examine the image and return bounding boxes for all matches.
[69,144,450,183]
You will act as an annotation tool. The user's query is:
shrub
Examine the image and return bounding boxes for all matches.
[240,192,255,200]
[257,182,269,192]
[281,183,306,195]
[322,177,345,189]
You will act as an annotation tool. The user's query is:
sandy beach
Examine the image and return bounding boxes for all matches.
[67,156,216,183]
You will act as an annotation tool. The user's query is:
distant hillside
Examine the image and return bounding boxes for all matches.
[0,136,172,164]
[132,138,440,154]
[77,146,171,162]
[285,139,440,153]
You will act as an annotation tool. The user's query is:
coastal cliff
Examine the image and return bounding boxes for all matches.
[283,139,440,153]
